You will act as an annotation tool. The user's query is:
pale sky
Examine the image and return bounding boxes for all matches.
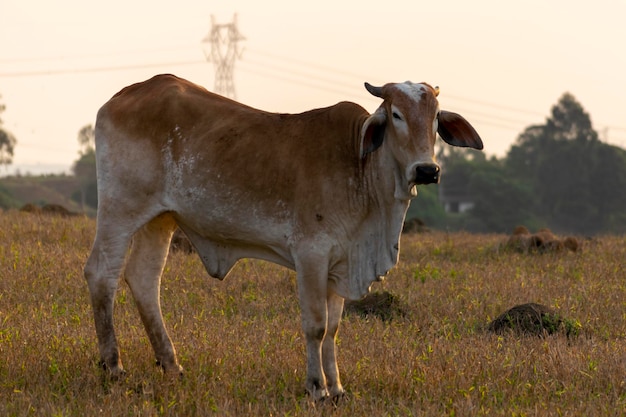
[1,0,625,175]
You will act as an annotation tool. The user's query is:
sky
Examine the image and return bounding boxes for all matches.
[1,0,625,175]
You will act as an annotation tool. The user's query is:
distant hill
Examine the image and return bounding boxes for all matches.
[0,174,95,216]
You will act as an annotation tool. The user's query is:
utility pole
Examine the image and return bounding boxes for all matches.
[601,127,609,142]
[201,14,245,99]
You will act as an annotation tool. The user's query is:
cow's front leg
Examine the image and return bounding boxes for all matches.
[323,290,345,399]
[296,258,329,401]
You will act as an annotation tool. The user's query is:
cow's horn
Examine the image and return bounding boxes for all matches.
[364,82,383,98]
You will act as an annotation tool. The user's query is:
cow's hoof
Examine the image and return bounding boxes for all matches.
[98,359,126,381]
[329,389,346,405]
[156,360,184,378]
[306,386,329,403]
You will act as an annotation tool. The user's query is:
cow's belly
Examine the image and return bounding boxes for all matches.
[171,201,296,279]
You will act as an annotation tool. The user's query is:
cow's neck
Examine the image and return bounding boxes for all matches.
[339,146,410,300]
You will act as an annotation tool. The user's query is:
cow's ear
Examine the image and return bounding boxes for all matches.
[438,110,483,150]
[360,109,387,157]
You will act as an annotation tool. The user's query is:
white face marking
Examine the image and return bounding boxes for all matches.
[433,106,440,135]
[390,105,405,121]
[388,82,441,198]
[391,83,428,138]
[390,104,408,135]
[394,82,427,103]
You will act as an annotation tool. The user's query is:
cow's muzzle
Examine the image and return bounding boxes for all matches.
[414,163,441,184]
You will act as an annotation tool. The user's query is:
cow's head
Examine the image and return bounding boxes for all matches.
[360,81,483,199]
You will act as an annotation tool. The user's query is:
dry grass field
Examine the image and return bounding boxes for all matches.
[0,210,625,416]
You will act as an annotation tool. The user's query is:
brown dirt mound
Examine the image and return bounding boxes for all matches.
[503,226,581,254]
[402,218,429,234]
[19,203,79,217]
[41,203,78,217]
[19,203,42,214]
[344,291,407,321]
[488,303,580,337]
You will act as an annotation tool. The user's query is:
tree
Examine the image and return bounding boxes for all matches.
[0,96,17,169]
[505,93,624,235]
[406,184,448,228]
[72,124,97,209]
[77,124,95,155]
[427,93,626,235]
[433,148,539,233]
[587,143,626,233]
[545,93,598,143]
[465,158,539,233]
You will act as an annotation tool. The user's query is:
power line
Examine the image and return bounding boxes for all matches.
[443,94,546,118]
[239,51,540,131]
[15,142,75,154]
[237,62,365,101]
[603,125,626,132]
[246,47,549,118]
[0,59,205,77]
[0,44,198,65]
[237,60,536,135]
[247,48,368,84]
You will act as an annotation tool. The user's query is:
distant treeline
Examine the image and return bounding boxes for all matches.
[408,93,626,235]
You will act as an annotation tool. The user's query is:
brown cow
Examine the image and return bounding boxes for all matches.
[84,74,482,401]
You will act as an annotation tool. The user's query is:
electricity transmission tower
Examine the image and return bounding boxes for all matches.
[201,14,245,99]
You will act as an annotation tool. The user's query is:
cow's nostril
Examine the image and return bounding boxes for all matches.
[415,164,440,184]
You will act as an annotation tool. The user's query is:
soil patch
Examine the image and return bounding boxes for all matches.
[488,302,580,337]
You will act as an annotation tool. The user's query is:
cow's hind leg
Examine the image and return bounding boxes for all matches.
[322,290,345,400]
[123,214,183,376]
[84,224,134,378]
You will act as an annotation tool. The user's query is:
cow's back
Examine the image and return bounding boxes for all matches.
[97,74,367,177]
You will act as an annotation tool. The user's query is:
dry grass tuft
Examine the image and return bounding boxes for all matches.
[343,291,407,321]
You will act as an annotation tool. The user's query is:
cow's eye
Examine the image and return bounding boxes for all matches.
[392,112,402,121]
